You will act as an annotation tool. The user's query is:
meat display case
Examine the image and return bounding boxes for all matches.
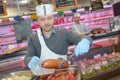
[0,5,120,80]
[72,31,120,80]
[0,30,120,80]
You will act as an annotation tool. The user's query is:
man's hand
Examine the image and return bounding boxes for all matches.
[28,56,41,75]
[75,38,90,56]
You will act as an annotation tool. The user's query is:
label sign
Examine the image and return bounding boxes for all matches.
[113,2,120,17]
[90,0,104,11]
[0,0,7,16]
[54,0,78,11]
[102,0,110,5]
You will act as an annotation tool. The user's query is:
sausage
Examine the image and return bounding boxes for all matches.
[71,75,76,80]
[47,73,55,80]
[38,69,77,80]
[56,76,63,80]
[72,69,77,76]
[41,59,69,69]
[39,74,48,79]
[65,71,72,80]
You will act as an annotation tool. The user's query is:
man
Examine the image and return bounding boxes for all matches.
[24,4,92,75]
[72,12,91,36]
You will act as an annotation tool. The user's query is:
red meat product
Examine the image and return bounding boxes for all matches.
[42,58,69,69]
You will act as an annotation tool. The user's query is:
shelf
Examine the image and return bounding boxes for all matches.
[0,33,15,38]
[54,22,73,27]
[54,15,113,27]
[0,21,18,27]
[92,30,120,40]
[0,67,28,79]
[0,50,26,60]
[81,16,113,23]
[0,41,16,46]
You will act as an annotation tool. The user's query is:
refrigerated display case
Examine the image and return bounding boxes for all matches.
[0,4,120,80]
[67,29,120,80]
[0,16,32,79]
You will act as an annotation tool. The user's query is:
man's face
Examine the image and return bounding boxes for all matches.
[37,15,54,32]
[74,17,80,23]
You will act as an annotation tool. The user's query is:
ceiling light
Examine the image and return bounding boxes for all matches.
[4,0,6,3]
[19,0,28,4]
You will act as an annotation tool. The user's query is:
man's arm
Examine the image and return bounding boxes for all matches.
[24,35,36,66]
[83,25,91,34]
[66,29,92,45]
[66,29,93,56]
[71,25,84,36]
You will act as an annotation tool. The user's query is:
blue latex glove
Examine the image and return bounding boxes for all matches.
[28,56,41,75]
[75,38,90,56]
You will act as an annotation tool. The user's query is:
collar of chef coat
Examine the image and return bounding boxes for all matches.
[41,28,56,39]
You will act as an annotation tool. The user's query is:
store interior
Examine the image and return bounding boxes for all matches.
[0,0,120,80]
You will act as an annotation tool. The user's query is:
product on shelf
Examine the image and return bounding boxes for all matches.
[91,28,106,34]
[9,26,14,33]
[1,18,10,23]
[53,7,113,28]
[20,45,28,50]
[32,23,40,29]
[81,52,120,79]
[59,16,65,24]
[5,47,20,54]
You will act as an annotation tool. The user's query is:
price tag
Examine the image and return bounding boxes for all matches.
[94,54,101,59]
[8,44,15,49]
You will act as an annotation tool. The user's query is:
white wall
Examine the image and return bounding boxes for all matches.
[6,5,28,16]
[78,0,90,7]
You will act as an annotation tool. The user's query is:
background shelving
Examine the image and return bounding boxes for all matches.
[0,4,120,79]
[0,5,114,57]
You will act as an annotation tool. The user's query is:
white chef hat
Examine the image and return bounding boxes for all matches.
[36,4,54,16]
[74,13,80,17]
